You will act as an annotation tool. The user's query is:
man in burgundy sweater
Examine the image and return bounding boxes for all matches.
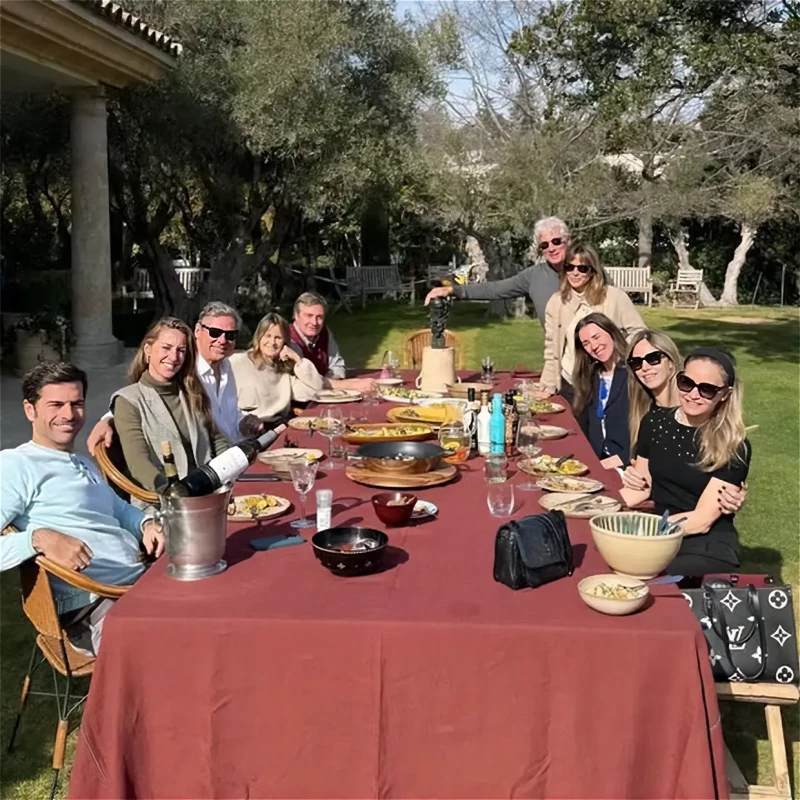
[289,292,376,394]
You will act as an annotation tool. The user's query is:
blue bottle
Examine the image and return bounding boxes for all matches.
[490,393,505,454]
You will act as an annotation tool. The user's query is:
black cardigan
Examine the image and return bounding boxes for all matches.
[583,366,631,465]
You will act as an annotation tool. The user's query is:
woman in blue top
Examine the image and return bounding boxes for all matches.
[571,313,631,468]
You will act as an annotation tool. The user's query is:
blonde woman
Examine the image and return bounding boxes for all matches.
[538,243,645,404]
[620,347,751,576]
[111,317,228,493]
[229,313,323,423]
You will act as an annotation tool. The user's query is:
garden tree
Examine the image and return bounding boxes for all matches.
[103,0,445,317]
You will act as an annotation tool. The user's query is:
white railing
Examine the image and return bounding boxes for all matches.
[122,266,210,311]
[605,266,653,306]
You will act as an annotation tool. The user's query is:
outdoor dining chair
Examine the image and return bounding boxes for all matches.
[93,439,159,505]
[2,525,132,800]
[402,328,465,370]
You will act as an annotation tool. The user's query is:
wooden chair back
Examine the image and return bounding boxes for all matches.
[402,329,464,370]
[94,440,159,505]
[675,267,704,289]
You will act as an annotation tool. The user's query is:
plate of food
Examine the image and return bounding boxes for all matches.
[411,500,438,520]
[537,424,569,440]
[538,492,621,518]
[257,448,323,476]
[519,454,589,476]
[386,404,463,427]
[577,574,649,616]
[379,386,443,404]
[227,493,291,522]
[342,423,436,444]
[375,377,404,388]
[288,416,322,431]
[315,389,362,403]
[535,475,605,493]
[529,399,566,415]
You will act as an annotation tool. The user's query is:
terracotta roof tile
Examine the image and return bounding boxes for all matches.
[72,0,182,57]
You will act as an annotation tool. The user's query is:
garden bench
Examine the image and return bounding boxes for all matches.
[604,266,653,306]
[667,267,704,309]
[718,681,799,800]
[122,266,209,312]
[345,265,402,308]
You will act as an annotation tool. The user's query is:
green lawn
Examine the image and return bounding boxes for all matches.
[2,302,798,798]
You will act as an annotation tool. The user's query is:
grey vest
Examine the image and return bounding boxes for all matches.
[110,382,213,480]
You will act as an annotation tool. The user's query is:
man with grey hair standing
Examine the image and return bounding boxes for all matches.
[424,216,570,327]
[289,292,376,393]
[87,301,263,454]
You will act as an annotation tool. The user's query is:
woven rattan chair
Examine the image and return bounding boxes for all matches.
[402,329,464,370]
[93,439,159,505]
[2,525,131,800]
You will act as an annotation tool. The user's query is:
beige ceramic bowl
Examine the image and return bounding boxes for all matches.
[590,512,683,580]
[578,574,649,616]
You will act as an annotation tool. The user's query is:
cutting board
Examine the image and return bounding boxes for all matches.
[345,463,458,489]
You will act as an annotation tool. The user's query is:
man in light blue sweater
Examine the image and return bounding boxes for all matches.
[1,361,164,653]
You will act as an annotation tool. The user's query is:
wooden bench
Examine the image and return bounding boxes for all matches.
[667,267,704,309]
[718,681,799,800]
[605,266,653,306]
[346,265,402,308]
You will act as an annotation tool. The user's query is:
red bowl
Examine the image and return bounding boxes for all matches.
[371,492,418,526]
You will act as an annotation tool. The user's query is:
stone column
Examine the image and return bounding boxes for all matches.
[69,87,123,367]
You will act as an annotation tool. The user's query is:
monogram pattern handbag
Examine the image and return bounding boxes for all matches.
[682,579,799,684]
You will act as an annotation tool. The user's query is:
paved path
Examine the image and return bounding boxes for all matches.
[0,351,135,454]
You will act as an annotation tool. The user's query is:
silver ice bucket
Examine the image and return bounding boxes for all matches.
[156,487,232,581]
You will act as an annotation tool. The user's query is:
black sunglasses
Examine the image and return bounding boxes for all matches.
[676,372,728,400]
[564,262,591,274]
[539,237,564,251]
[627,350,668,371]
[200,322,238,342]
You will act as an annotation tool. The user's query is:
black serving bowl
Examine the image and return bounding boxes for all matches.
[311,527,389,576]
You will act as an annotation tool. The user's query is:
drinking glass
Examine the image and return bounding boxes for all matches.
[487,482,515,517]
[481,356,495,384]
[517,421,542,491]
[319,407,346,469]
[484,453,508,483]
[289,460,319,529]
[381,350,400,378]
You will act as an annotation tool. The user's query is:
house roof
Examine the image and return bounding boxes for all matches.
[72,0,183,58]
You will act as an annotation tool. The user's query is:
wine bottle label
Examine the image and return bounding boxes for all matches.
[207,447,250,484]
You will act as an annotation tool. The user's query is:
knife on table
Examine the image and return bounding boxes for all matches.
[237,474,281,483]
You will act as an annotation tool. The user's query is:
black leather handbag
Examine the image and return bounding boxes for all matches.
[493,510,574,590]
[682,579,799,684]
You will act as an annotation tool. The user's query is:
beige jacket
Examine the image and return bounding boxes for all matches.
[540,286,645,391]
[229,352,323,422]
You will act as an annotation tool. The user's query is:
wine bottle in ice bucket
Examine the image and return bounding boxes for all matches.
[156,424,286,497]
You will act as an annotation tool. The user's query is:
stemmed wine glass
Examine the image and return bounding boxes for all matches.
[517,422,542,491]
[289,459,319,529]
[319,407,346,469]
[381,350,400,378]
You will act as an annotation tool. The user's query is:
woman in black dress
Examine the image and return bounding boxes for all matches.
[620,347,751,576]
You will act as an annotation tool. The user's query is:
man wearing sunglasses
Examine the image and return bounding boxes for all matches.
[87,302,264,455]
[424,217,568,326]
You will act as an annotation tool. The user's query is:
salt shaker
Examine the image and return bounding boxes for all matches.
[316,489,333,531]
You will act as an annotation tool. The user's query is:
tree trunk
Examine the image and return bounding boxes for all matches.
[483,235,526,319]
[637,209,653,269]
[718,222,758,307]
[668,224,719,307]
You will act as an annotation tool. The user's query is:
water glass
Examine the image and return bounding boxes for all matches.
[319,407,346,468]
[481,356,495,384]
[289,460,319,529]
[487,482,515,517]
[484,453,508,484]
[517,421,541,492]
[329,439,347,468]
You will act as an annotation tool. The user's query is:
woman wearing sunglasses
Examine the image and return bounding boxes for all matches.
[623,331,747,516]
[111,317,228,498]
[620,347,751,576]
[538,243,645,406]
[571,313,632,467]
[230,312,323,423]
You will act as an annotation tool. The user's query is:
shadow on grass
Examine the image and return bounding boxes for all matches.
[655,317,800,364]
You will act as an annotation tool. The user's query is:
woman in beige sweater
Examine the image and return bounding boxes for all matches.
[538,244,645,403]
[229,313,323,423]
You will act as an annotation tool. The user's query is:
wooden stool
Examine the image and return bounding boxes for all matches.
[718,682,799,800]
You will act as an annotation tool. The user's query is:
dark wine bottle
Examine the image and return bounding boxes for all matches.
[158,424,286,498]
[467,387,478,452]
[157,441,189,497]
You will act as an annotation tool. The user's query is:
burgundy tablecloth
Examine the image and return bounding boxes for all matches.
[69,372,727,799]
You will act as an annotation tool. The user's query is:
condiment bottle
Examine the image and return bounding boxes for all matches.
[316,489,332,531]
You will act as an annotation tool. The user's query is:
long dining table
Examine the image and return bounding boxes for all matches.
[68,371,728,799]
